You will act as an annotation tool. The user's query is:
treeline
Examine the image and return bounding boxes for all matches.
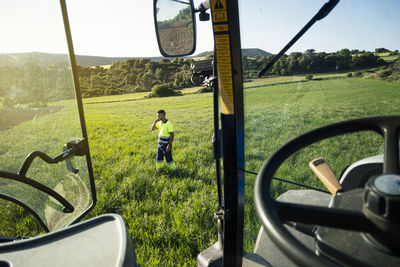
[1,48,398,107]
[242,49,389,78]
[0,62,74,107]
[77,57,193,97]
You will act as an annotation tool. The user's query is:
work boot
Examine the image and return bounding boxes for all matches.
[167,162,177,172]
[156,161,163,171]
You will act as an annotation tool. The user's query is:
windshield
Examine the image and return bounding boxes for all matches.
[1,0,398,265]
[0,0,95,233]
[240,0,400,253]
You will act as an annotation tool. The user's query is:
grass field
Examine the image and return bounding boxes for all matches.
[82,76,399,265]
[2,76,400,265]
[82,86,203,105]
[244,73,347,89]
[376,52,400,63]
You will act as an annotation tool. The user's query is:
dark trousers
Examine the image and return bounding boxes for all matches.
[156,143,174,164]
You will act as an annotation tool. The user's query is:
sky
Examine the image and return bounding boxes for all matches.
[0,0,399,57]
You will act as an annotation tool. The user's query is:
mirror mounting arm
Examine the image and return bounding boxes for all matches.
[195,0,210,21]
[18,138,87,177]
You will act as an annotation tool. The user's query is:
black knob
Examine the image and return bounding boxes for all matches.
[364,174,400,222]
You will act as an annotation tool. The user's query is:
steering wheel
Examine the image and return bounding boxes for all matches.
[254,116,400,266]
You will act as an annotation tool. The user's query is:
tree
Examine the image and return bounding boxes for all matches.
[305,49,315,55]
[337,49,352,70]
[140,72,156,91]
[375,48,391,53]
[155,68,165,82]
[125,73,137,85]
[159,58,171,64]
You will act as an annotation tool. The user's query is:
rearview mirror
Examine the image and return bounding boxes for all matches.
[154,0,196,57]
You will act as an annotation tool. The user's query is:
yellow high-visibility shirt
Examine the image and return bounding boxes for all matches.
[156,120,174,138]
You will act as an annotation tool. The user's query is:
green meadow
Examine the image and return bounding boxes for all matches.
[1,76,400,265]
[82,77,400,265]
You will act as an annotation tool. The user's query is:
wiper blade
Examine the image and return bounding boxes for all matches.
[258,0,339,77]
[0,170,74,215]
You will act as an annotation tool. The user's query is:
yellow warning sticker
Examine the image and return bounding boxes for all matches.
[214,34,234,114]
[211,0,228,23]
[213,24,228,32]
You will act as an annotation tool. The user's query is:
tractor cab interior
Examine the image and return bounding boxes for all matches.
[1,0,400,266]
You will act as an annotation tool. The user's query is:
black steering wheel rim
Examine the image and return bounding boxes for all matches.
[254,116,400,266]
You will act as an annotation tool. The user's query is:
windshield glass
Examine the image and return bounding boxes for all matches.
[0,0,94,233]
[240,0,400,253]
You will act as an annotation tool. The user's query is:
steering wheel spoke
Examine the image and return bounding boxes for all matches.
[382,124,400,174]
[276,201,375,232]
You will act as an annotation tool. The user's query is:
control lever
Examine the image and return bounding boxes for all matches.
[309,158,342,195]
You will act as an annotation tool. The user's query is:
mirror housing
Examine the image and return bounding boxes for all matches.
[154,0,196,57]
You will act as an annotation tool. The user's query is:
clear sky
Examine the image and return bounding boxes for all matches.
[0,0,399,57]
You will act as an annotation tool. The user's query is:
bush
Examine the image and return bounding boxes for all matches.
[354,71,363,77]
[151,84,177,97]
[346,72,353,77]
[196,87,213,93]
[305,74,313,80]
[134,86,147,92]
[2,97,15,108]
[378,70,392,78]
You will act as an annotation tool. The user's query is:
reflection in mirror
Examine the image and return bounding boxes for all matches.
[155,0,196,57]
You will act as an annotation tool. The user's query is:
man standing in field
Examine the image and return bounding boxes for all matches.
[151,110,177,172]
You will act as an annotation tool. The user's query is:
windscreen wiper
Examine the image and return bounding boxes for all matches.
[258,0,339,77]
[0,170,75,215]
[0,138,87,216]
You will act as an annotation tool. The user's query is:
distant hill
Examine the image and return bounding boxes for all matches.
[242,48,271,58]
[0,52,164,67]
[76,55,131,66]
[0,52,70,67]
[0,49,271,68]
[195,48,271,58]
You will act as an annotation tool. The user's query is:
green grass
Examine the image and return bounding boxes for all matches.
[244,73,347,89]
[2,76,400,265]
[83,77,400,264]
[83,91,151,104]
[82,86,203,105]
[83,93,217,265]
[242,78,400,251]
[376,52,400,63]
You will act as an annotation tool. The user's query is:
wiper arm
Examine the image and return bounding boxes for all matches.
[258,0,339,77]
[18,138,87,177]
[0,170,75,214]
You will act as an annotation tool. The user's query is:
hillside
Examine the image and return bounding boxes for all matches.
[0,52,164,67]
[0,52,69,67]
[374,59,400,82]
